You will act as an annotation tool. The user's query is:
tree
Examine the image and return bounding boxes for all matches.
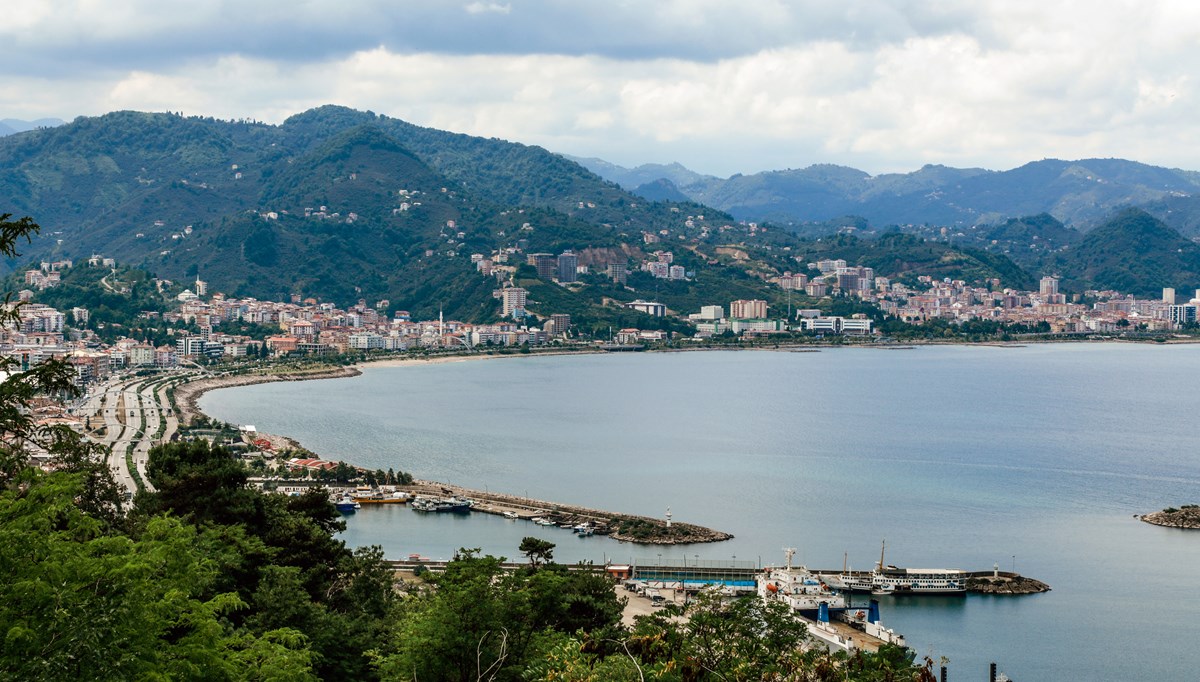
[519,536,555,568]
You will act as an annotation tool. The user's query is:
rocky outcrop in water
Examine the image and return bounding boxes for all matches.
[967,575,1051,594]
[1140,505,1200,529]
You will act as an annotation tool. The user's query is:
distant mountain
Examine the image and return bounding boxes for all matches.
[1052,208,1200,296]
[0,117,66,136]
[564,156,713,191]
[632,178,692,203]
[578,157,1200,230]
[1141,194,1200,239]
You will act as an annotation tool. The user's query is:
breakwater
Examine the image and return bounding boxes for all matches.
[399,481,733,545]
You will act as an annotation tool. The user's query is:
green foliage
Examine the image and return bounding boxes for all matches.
[376,548,626,682]
[1052,208,1200,295]
[0,470,317,680]
[519,536,555,567]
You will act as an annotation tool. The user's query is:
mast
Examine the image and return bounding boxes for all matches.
[878,539,886,572]
[783,547,796,571]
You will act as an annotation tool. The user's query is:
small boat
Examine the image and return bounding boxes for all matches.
[503,511,519,520]
[411,496,472,513]
[354,489,410,504]
[333,494,360,513]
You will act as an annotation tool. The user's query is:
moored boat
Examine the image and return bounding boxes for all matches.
[333,494,360,513]
[353,489,410,504]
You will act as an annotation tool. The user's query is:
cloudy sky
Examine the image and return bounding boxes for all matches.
[3,1,1197,176]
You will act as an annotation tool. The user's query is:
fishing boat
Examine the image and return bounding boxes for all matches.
[333,494,360,513]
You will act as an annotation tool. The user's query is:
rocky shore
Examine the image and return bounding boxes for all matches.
[1139,505,1200,529]
[966,574,1051,595]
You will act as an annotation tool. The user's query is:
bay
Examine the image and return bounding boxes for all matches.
[200,344,1200,681]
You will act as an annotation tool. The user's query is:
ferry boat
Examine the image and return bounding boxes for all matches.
[758,549,846,612]
[823,542,966,595]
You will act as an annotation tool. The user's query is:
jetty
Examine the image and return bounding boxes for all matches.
[397,481,734,545]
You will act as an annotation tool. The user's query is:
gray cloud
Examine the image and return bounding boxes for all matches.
[1,0,995,77]
[2,1,1199,176]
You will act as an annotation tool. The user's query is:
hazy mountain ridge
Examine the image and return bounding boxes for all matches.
[575,156,1200,233]
[0,117,66,136]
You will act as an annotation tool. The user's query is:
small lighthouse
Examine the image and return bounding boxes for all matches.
[665,506,672,528]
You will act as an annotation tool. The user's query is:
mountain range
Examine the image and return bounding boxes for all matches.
[569,156,1200,235]
[2,106,1198,324]
[0,118,65,137]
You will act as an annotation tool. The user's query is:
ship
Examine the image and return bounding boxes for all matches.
[333,494,360,513]
[823,541,967,595]
[758,548,846,612]
[411,495,473,513]
[352,488,410,504]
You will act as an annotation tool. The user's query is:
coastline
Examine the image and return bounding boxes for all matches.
[179,352,734,545]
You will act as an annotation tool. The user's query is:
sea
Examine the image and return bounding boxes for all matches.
[199,344,1200,681]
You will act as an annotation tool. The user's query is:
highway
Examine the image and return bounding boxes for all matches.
[80,370,195,502]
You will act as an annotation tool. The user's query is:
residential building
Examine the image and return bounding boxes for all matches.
[729,299,767,319]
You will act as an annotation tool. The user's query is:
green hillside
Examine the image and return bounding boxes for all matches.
[1053,208,1200,295]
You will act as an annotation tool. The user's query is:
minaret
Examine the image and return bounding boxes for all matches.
[439,306,444,339]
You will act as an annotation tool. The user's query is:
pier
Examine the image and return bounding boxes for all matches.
[395,481,734,544]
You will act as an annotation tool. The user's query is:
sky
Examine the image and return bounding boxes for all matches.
[2,0,1198,177]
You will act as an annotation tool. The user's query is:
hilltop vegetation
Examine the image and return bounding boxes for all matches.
[1050,208,1200,296]
[4,107,1200,325]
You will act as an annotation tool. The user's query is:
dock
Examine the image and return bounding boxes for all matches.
[394,481,734,544]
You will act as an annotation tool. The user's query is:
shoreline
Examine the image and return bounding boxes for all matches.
[1138,507,1200,529]
[181,353,734,545]
[180,341,1200,545]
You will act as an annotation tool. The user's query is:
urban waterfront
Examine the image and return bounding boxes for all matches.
[200,344,1200,681]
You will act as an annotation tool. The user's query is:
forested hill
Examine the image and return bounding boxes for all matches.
[1051,208,1200,296]
[0,108,729,319]
[4,107,1195,319]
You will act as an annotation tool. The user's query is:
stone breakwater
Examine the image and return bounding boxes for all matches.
[402,481,734,545]
[1139,506,1200,529]
[174,366,362,425]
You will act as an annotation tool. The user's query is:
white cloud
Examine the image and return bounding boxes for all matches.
[2,1,1200,175]
[464,2,511,15]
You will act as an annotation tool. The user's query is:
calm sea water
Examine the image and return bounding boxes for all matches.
[201,345,1200,681]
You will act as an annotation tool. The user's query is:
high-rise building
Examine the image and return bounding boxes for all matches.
[730,299,768,319]
[1163,288,1176,305]
[608,263,627,285]
[557,251,579,283]
[529,254,557,280]
[1039,276,1059,298]
[499,287,528,317]
[550,314,571,332]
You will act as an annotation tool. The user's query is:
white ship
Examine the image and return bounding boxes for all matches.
[823,541,967,595]
[758,548,846,612]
